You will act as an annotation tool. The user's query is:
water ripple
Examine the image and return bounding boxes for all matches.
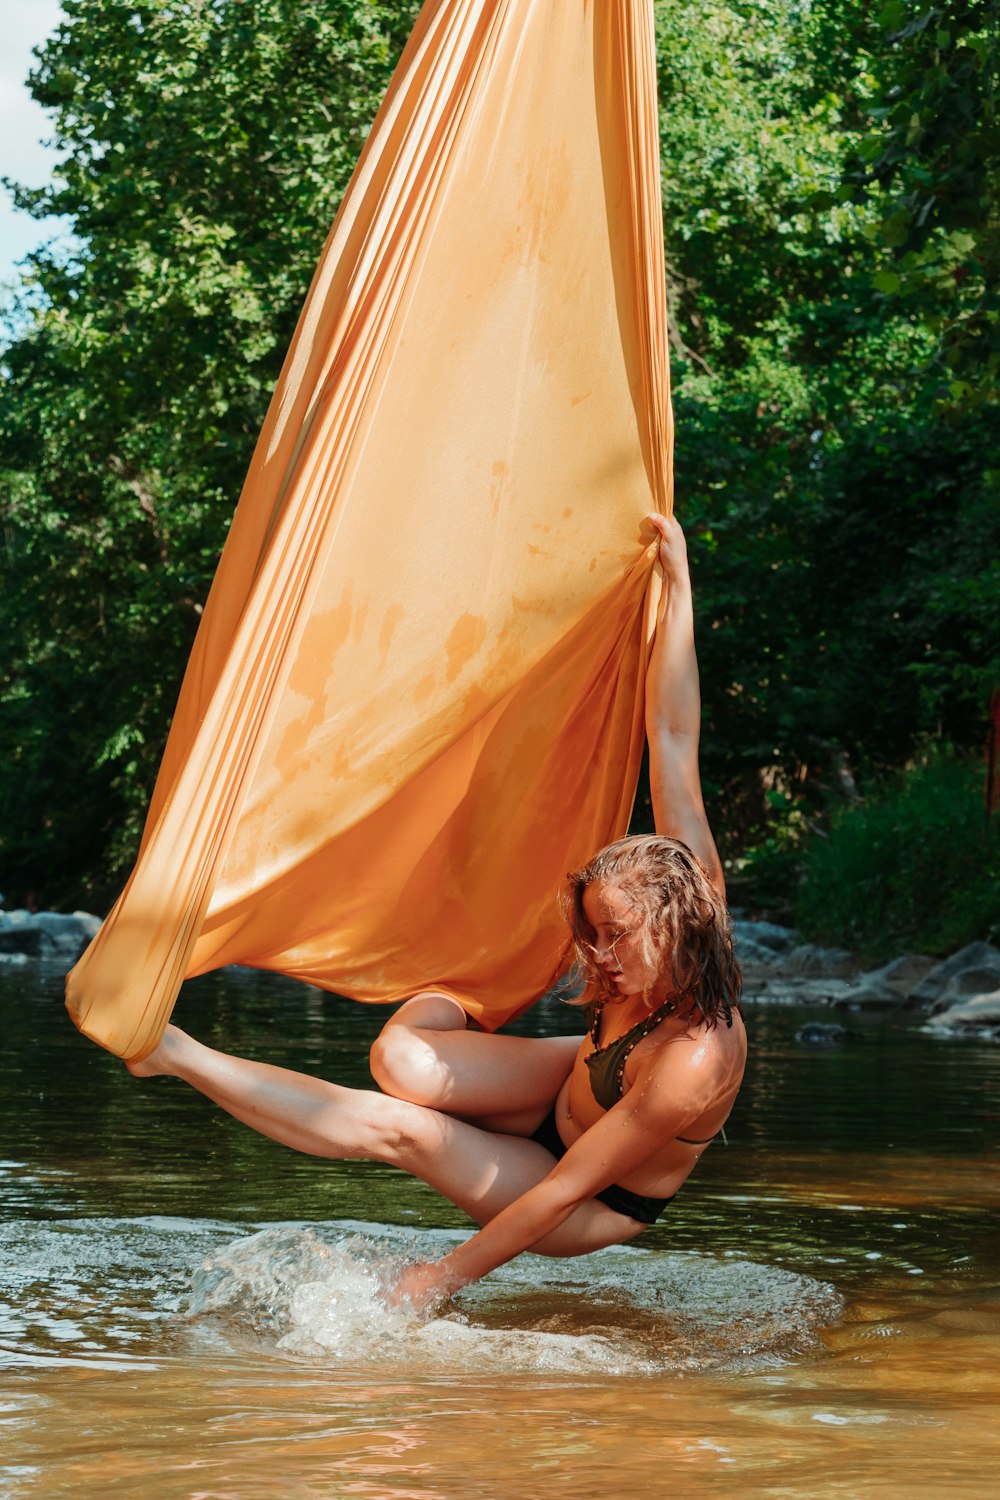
[0,1215,843,1378]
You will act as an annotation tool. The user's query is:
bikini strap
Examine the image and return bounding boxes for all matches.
[589,993,680,1058]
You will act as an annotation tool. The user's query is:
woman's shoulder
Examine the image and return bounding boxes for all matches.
[644,1004,746,1077]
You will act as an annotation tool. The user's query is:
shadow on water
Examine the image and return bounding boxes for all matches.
[2,962,999,1497]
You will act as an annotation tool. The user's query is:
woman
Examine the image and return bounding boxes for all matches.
[129,514,746,1311]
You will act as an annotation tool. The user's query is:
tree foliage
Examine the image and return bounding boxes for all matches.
[654,1,999,876]
[1,0,997,915]
[795,748,1000,961]
[852,0,1000,411]
[1,0,419,901]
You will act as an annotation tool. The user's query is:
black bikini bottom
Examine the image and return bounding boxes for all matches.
[529,1107,674,1226]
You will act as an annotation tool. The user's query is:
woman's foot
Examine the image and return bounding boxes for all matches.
[125,1024,183,1079]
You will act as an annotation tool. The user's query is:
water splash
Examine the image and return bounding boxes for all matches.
[0,1215,844,1376]
[186,1223,844,1375]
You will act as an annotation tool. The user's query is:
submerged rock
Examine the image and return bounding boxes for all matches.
[794,1022,858,1048]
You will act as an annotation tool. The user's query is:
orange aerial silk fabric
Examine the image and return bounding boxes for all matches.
[66,0,672,1060]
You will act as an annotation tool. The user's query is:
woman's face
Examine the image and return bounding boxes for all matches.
[581,881,660,1000]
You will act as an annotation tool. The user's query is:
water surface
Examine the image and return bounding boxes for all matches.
[2,964,998,1497]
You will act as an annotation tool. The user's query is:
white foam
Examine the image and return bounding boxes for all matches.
[185,1223,844,1376]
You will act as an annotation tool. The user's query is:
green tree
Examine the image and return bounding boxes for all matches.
[653,1,999,868]
[1,0,419,903]
[853,0,1000,412]
[1,0,996,918]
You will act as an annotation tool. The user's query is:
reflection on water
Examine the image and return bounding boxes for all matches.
[1,963,999,1497]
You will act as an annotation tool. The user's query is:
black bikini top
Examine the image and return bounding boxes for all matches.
[584,994,731,1145]
[585,996,680,1111]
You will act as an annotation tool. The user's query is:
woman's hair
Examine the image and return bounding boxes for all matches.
[562,834,742,1025]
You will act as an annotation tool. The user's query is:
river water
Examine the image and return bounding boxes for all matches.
[2,962,998,1498]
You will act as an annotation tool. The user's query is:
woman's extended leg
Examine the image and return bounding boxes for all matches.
[370,992,580,1131]
[130,1026,637,1257]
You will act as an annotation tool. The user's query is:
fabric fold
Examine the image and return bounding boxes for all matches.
[66,0,672,1058]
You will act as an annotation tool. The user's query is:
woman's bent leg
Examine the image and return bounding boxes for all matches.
[370,993,580,1128]
[131,1026,639,1257]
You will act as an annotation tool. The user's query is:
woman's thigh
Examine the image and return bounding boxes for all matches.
[392,1101,643,1257]
[371,992,581,1126]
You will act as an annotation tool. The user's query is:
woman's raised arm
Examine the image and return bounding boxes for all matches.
[644,514,724,896]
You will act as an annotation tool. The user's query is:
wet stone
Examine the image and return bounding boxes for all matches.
[910,943,1000,1009]
[742,976,856,1005]
[859,954,937,996]
[0,909,100,966]
[780,943,858,980]
[923,990,1000,1043]
[794,1023,859,1048]
[732,919,797,956]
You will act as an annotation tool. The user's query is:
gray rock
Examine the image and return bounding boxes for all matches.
[0,909,34,932]
[927,965,1000,1015]
[861,954,937,994]
[0,911,42,957]
[732,923,855,990]
[0,909,100,966]
[732,919,797,955]
[734,935,790,970]
[781,943,858,979]
[831,982,903,1011]
[922,990,1000,1041]
[742,976,856,1006]
[831,955,936,1012]
[35,913,95,961]
[909,943,1000,1008]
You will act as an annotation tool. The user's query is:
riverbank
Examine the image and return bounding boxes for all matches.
[732,915,1000,1042]
[3,906,999,1042]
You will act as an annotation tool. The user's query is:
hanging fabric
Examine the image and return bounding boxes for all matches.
[66,0,672,1059]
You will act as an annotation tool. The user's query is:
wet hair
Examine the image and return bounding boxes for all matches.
[562,834,742,1025]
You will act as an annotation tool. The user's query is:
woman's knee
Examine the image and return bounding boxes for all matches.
[369,994,467,1104]
[369,1024,450,1105]
[369,1024,416,1097]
